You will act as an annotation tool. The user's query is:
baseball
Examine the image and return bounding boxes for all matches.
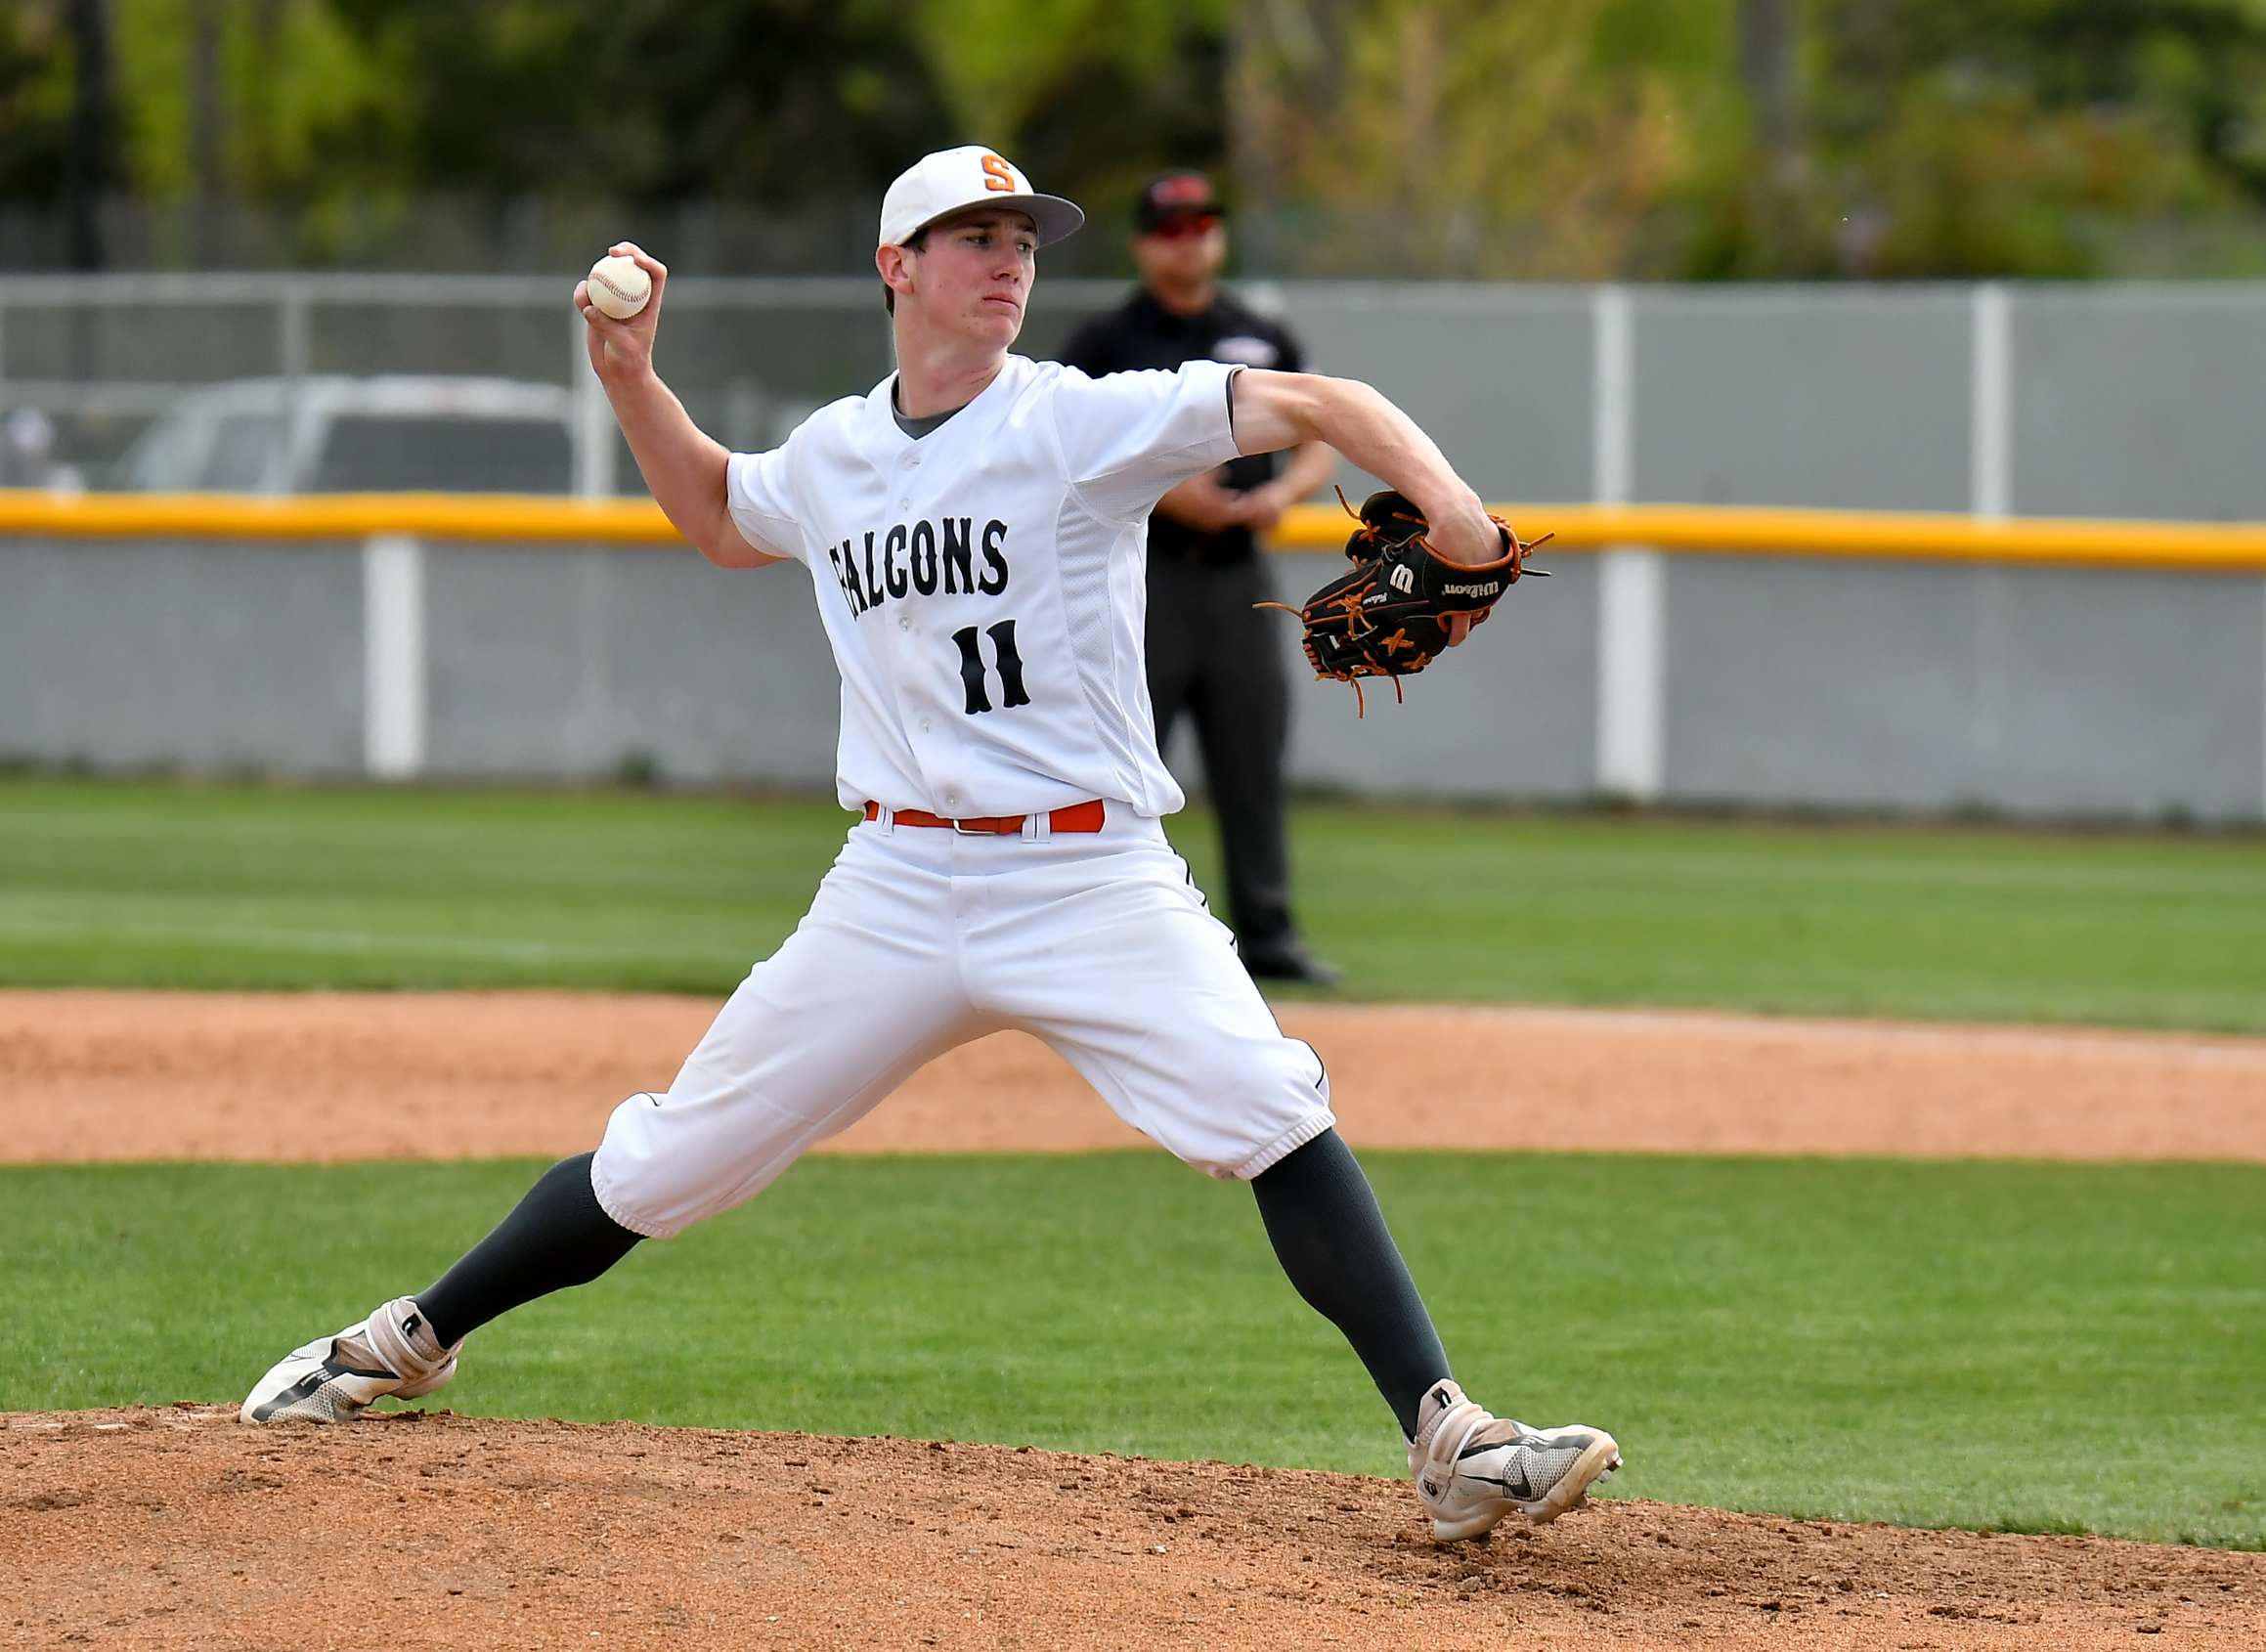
[587,254,651,321]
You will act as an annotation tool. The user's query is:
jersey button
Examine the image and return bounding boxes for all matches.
[921,719,932,732]
[899,617,910,630]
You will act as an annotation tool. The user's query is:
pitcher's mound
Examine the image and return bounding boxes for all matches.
[4,1408,2255,1649]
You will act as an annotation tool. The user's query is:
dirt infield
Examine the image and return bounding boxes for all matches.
[6,988,2266,1163]
[4,1406,2254,1651]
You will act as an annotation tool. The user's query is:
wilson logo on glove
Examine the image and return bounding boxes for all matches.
[1261,489,1548,715]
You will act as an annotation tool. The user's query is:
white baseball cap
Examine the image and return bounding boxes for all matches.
[878,147,1084,249]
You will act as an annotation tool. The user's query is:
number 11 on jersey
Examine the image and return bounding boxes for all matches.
[951,620,1030,715]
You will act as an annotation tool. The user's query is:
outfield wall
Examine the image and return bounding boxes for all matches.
[1269,550,2265,820]
[2,275,2264,821]
[5,532,2258,823]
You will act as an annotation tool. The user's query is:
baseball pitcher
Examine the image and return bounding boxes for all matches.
[240,147,1619,1543]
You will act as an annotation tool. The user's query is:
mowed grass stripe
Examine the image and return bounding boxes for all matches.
[4,777,2265,1028]
[6,1152,2262,1548]
[0,780,847,993]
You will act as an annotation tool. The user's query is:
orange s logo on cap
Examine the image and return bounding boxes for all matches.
[980,154,1018,193]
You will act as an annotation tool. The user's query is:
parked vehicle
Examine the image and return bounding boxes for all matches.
[114,375,578,494]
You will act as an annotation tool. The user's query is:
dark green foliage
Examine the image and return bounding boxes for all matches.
[1694,0,2266,277]
[322,0,956,203]
[1822,0,2266,186]
[0,2,70,202]
[1012,22,1228,223]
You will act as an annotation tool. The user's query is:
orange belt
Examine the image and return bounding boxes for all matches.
[864,799,1107,836]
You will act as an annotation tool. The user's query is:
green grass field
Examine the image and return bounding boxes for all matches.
[6,1152,2262,1547]
[5,777,2262,1546]
[4,775,2264,1027]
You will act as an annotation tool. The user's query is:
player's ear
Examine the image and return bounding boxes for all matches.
[876,242,917,303]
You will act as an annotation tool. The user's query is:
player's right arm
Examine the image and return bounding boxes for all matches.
[575,243,788,570]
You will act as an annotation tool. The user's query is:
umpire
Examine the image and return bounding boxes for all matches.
[1058,171,1340,984]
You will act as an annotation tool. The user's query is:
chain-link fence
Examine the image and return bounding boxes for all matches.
[0,271,1142,496]
[15,273,2266,524]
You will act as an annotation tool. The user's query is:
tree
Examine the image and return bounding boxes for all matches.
[24,0,2266,278]
[304,0,945,204]
[0,3,75,205]
[1230,0,1741,277]
[106,0,391,208]
[1692,0,2266,277]
[64,0,120,264]
[1231,0,2266,278]
[911,0,1230,214]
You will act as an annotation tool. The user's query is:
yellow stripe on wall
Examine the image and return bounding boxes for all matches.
[5,489,2266,573]
[1269,501,2266,573]
[0,490,681,543]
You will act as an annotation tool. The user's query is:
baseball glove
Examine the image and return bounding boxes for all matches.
[1271,489,1548,713]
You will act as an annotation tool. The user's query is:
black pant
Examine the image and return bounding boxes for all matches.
[1145,553,1297,954]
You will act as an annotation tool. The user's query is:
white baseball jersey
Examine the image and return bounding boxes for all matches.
[725,353,1242,819]
[592,353,1337,1234]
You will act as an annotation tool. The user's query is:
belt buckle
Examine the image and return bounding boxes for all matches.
[950,816,988,837]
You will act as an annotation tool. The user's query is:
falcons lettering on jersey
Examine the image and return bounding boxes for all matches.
[724,354,1244,817]
[825,517,1010,618]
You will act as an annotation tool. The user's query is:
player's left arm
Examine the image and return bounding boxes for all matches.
[1228,369,1502,569]
[1238,439,1337,533]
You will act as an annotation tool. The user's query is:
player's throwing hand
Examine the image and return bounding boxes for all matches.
[574,241,667,383]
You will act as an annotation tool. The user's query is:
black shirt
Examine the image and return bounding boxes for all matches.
[1057,286,1305,568]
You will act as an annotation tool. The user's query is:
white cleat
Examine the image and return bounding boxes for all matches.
[240,1296,460,1424]
[1408,1378,1622,1541]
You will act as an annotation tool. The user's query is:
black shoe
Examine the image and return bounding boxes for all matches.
[1241,939,1343,986]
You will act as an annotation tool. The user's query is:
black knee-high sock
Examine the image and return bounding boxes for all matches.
[1251,1129,1451,1439]
[414,1153,642,1347]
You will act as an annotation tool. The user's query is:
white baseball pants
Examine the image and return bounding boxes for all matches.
[589,809,1336,1239]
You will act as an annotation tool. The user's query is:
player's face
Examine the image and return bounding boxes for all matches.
[903,209,1038,349]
